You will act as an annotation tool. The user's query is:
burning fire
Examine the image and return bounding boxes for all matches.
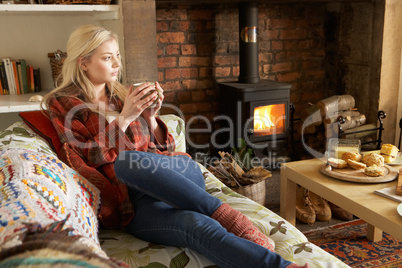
[253,104,285,135]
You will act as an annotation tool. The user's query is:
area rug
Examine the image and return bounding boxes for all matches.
[302,219,402,267]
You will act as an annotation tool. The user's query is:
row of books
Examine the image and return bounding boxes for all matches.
[0,58,41,95]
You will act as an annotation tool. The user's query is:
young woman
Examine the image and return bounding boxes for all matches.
[43,24,309,268]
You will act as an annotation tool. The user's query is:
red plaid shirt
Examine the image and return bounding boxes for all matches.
[47,87,175,229]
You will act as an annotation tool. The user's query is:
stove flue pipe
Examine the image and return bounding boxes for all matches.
[238,1,260,84]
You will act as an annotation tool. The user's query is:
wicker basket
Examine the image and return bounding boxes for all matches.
[233,180,266,206]
[45,0,111,4]
[48,50,67,87]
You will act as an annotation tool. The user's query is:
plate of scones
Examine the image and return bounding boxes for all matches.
[320,144,399,183]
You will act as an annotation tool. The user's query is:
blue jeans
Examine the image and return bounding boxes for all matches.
[114,151,292,268]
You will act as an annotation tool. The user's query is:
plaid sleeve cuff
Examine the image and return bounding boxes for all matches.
[149,117,176,153]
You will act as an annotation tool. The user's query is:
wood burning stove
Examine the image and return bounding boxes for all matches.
[218,80,292,155]
[216,2,292,166]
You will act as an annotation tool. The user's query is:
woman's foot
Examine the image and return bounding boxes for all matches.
[211,203,275,251]
[242,224,275,252]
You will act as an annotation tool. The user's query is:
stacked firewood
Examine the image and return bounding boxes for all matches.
[207,151,271,188]
[300,95,377,153]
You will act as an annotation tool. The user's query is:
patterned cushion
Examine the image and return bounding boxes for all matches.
[159,114,186,153]
[0,148,101,248]
[0,121,56,157]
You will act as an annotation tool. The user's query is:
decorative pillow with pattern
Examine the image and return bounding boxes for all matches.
[159,114,186,153]
[0,148,101,248]
[0,122,56,157]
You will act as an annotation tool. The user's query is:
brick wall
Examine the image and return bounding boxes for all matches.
[155,2,329,152]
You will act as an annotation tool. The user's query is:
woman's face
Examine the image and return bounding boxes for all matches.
[81,39,121,87]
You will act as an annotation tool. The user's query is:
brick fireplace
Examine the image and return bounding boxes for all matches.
[122,0,386,157]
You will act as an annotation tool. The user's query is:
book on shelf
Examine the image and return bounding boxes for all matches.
[33,68,41,92]
[17,61,23,94]
[27,65,35,93]
[2,58,16,95]
[0,62,9,95]
[0,58,41,95]
[19,59,29,94]
[11,61,21,95]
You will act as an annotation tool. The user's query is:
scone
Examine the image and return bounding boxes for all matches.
[380,144,399,163]
[362,153,384,167]
[342,151,362,162]
[364,165,385,177]
[347,159,366,170]
[327,157,347,168]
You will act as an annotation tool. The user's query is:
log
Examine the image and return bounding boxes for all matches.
[208,153,271,187]
[341,123,377,139]
[325,125,337,139]
[316,131,325,142]
[338,114,366,131]
[317,95,355,118]
[327,114,366,132]
[218,151,245,177]
[241,167,272,185]
[305,134,325,152]
[324,110,361,125]
[303,124,316,134]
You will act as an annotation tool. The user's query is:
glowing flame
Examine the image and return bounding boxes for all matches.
[254,106,275,131]
[253,104,286,136]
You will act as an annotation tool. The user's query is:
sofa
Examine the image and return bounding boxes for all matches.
[0,113,350,267]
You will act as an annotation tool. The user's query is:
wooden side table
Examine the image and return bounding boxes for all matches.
[280,158,402,242]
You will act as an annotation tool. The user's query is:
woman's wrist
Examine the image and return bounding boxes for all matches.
[115,115,131,132]
[145,116,158,132]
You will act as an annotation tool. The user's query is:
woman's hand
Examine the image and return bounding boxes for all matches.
[142,82,164,119]
[116,82,159,131]
[142,82,164,133]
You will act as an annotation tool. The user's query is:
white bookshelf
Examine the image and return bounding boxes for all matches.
[0,93,43,113]
[0,3,123,119]
[0,4,119,18]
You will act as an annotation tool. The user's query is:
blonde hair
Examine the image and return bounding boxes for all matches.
[43,24,127,109]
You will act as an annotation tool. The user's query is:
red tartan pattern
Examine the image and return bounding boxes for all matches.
[47,88,175,228]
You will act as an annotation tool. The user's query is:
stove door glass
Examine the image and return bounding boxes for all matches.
[253,103,286,136]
